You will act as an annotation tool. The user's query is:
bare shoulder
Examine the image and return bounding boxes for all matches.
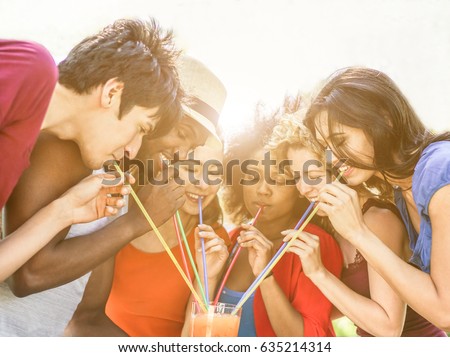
[363,204,407,256]
[5,132,91,232]
[429,184,450,217]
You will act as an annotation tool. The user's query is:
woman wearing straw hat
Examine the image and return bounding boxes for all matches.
[217,99,342,337]
[65,55,230,336]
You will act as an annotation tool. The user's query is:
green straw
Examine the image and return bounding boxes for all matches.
[175,211,208,306]
[114,164,207,312]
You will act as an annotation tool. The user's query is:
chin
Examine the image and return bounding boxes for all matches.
[180,204,198,217]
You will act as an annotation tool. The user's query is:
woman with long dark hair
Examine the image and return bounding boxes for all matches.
[303,67,450,331]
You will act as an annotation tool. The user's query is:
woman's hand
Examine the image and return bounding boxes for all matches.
[238,224,274,277]
[316,181,367,243]
[195,224,229,281]
[60,173,132,224]
[282,230,325,279]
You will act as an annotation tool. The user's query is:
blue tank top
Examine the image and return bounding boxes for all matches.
[219,287,256,336]
[394,141,450,273]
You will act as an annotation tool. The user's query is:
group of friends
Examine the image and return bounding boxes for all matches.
[0,17,449,337]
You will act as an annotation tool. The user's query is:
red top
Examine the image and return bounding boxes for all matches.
[0,40,57,208]
[105,224,230,337]
[340,199,447,337]
[229,223,343,337]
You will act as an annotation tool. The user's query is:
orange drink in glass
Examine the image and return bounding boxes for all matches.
[190,302,241,337]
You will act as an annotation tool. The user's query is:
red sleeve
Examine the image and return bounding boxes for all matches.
[293,225,343,336]
[0,40,58,208]
[254,223,343,337]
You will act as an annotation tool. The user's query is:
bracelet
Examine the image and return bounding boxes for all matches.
[264,271,274,280]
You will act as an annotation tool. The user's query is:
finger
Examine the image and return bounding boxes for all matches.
[202,237,224,248]
[318,191,344,206]
[125,171,136,185]
[319,183,353,201]
[315,202,332,215]
[198,224,214,232]
[281,229,296,236]
[288,239,311,251]
[297,232,320,244]
[198,231,219,240]
[239,238,265,251]
[104,206,118,216]
[104,184,128,195]
[287,246,308,258]
[238,231,270,247]
[203,239,227,252]
[241,223,261,233]
[282,231,300,242]
[106,197,125,208]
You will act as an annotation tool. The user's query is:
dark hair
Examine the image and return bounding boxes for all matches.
[304,67,450,180]
[58,18,183,138]
[223,98,310,224]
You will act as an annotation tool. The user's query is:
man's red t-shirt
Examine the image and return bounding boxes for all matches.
[0,40,58,208]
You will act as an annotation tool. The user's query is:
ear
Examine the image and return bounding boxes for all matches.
[100,78,124,109]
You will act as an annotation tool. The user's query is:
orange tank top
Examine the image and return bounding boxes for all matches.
[105,224,229,336]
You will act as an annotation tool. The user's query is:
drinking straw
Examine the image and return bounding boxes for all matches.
[174,211,208,306]
[212,206,264,304]
[172,215,191,282]
[114,164,207,312]
[198,197,210,303]
[232,172,344,314]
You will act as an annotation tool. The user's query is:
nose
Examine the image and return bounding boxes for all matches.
[177,145,190,161]
[125,134,144,160]
[256,179,271,196]
[296,177,317,198]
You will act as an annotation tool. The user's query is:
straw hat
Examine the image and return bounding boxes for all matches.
[177,55,227,146]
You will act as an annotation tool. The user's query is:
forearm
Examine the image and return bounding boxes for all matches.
[309,269,404,336]
[352,226,446,328]
[10,213,141,295]
[65,312,128,337]
[0,198,72,282]
[259,276,305,336]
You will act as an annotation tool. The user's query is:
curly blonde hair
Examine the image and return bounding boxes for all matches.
[267,95,325,172]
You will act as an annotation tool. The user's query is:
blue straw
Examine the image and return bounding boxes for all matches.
[235,201,315,307]
[198,197,209,303]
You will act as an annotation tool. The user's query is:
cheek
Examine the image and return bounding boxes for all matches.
[273,187,298,208]
[178,171,189,184]
[242,186,256,202]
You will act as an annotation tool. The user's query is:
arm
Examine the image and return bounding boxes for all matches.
[238,225,306,336]
[355,186,450,330]
[318,182,450,330]
[258,275,306,336]
[0,173,127,283]
[64,257,127,336]
[5,134,185,295]
[288,208,407,336]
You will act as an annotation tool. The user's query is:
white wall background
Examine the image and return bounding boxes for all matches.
[2,0,449,140]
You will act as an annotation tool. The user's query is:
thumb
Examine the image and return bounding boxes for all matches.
[99,173,124,188]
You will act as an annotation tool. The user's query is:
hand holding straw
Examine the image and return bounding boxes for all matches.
[232,172,344,314]
[213,206,264,304]
[114,164,207,312]
[198,197,209,303]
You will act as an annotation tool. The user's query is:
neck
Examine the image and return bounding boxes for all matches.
[40,83,89,140]
[254,214,297,242]
[374,171,412,191]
